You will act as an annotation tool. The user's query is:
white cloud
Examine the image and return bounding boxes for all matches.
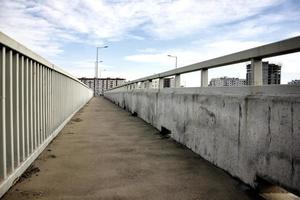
[124,38,300,85]
[143,0,283,39]
[0,0,286,58]
[0,1,77,59]
[289,31,300,38]
[1,0,299,83]
[125,39,263,66]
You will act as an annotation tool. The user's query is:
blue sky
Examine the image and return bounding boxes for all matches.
[1,0,300,85]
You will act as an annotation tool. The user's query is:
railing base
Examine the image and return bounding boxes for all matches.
[0,99,90,198]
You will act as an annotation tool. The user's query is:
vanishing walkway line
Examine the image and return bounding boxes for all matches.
[2,97,257,200]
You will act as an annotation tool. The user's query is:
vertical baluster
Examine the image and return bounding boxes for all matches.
[39,65,44,145]
[24,58,29,158]
[48,68,52,135]
[46,69,48,136]
[50,69,52,134]
[33,62,37,149]
[53,72,55,129]
[59,75,61,124]
[46,67,49,138]
[38,64,43,145]
[201,69,208,87]
[40,66,44,142]
[18,55,25,162]
[55,72,58,129]
[5,49,14,174]
[0,46,7,180]
[59,74,65,124]
[42,67,46,141]
[56,73,59,128]
[251,58,263,86]
[28,60,33,153]
[49,70,52,133]
[12,52,20,167]
[36,63,40,146]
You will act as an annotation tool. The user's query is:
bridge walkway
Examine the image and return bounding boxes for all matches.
[2,97,257,200]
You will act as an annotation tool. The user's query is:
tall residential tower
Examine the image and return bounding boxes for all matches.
[246,62,281,85]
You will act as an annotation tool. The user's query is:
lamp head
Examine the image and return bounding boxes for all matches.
[97,45,109,49]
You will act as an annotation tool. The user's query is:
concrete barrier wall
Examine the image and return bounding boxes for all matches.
[104,85,300,193]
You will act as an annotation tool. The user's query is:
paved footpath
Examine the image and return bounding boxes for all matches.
[2,97,259,200]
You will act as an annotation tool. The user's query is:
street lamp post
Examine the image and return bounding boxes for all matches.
[95,46,108,96]
[167,54,177,68]
[94,60,103,96]
[95,60,103,77]
[99,68,106,79]
[99,69,107,95]
[96,46,108,78]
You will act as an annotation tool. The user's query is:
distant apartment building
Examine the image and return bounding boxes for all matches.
[288,79,300,85]
[151,79,159,89]
[163,77,175,88]
[246,62,281,85]
[150,78,175,88]
[209,77,246,87]
[79,77,126,96]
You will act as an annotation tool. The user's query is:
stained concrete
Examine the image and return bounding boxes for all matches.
[2,97,258,200]
[104,85,300,194]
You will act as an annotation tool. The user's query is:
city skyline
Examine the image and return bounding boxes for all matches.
[1,0,300,85]
[79,77,125,96]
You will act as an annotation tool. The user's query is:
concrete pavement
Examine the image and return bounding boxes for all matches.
[2,97,259,200]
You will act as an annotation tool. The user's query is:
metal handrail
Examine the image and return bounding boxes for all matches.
[0,32,89,89]
[107,35,300,90]
[0,32,93,198]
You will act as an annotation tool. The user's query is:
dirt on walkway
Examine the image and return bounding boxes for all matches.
[2,97,259,200]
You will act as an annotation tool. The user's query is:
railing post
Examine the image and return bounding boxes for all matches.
[148,80,152,89]
[0,46,7,180]
[29,60,33,153]
[175,74,181,88]
[32,62,37,150]
[145,81,148,89]
[251,58,263,85]
[36,63,40,146]
[19,56,25,162]
[141,82,145,89]
[201,68,208,87]
[6,49,14,173]
[159,78,164,88]
[12,52,20,167]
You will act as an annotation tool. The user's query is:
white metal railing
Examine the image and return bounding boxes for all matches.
[107,35,300,91]
[0,32,93,197]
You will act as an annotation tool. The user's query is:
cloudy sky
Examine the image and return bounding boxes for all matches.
[1,0,300,85]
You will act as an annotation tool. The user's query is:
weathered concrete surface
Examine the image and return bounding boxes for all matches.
[104,85,300,194]
[2,97,258,200]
